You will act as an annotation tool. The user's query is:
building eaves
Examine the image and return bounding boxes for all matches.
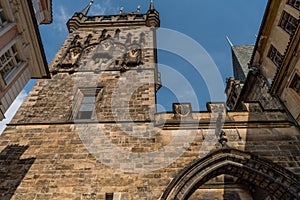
[270,23,300,93]
[249,0,273,65]
[27,0,50,78]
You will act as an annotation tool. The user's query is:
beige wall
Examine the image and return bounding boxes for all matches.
[255,1,299,83]
[0,0,50,119]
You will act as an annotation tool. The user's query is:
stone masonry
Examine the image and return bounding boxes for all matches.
[0,2,300,200]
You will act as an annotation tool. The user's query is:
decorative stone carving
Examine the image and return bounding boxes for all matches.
[65,47,81,64]
[125,33,132,45]
[99,29,108,42]
[173,103,192,119]
[70,34,80,47]
[84,34,93,45]
[139,32,146,45]
[123,49,142,67]
[93,37,114,59]
[218,130,228,147]
[114,29,121,40]
[59,47,82,69]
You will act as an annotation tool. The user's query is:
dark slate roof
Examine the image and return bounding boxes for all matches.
[231,45,254,82]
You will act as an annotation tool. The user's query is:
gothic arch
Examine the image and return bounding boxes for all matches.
[161,148,300,200]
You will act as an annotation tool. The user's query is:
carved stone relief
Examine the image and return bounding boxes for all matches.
[173,103,192,120]
[57,29,146,72]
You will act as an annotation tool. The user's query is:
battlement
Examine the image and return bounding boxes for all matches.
[67,8,160,32]
[155,102,290,129]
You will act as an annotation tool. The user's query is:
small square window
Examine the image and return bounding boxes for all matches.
[268,45,283,67]
[279,11,299,35]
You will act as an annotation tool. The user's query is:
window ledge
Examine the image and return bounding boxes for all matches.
[0,22,16,37]
[4,62,27,85]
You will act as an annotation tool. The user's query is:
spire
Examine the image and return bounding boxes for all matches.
[81,0,94,16]
[149,0,155,10]
[226,36,234,47]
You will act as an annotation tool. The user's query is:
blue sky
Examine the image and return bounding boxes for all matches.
[37,0,267,111]
[0,0,268,133]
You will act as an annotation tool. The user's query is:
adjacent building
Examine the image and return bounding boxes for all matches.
[225,0,300,124]
[0,0,51,120]
[225,45,254,109]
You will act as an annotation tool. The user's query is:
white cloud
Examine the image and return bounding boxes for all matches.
[90,3,107,15]
[90,1,118,16]
[0,90,28,135]
[53,2,118,33]
[54,6,70,33]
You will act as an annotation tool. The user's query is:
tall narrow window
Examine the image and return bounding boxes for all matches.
[0,44,22,83]
[279,11,299,35]
[74,87,102,120]
[0,3,7,27]
[290,73,300,95]
[268,45,283,67]
[287,0,300,10]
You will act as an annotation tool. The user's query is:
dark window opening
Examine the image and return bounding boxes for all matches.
[279,11,299,35]
[103,16,112,20]
[287,0,300,10]
[105,193,114,200]
[268,45,283,67]
[87,16,96,21]
[0,3,7,27]
[135,14,144,19]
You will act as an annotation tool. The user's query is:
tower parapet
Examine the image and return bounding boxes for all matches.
[67,5,160,33]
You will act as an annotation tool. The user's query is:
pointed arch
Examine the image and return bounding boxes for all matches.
[161,148,300,200]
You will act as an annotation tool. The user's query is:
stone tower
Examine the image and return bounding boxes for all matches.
[1,1,300,200]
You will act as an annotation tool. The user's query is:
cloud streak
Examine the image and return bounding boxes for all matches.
[90,0,118,16]
[53,5,70,33]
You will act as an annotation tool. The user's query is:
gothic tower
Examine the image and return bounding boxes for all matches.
[1,1,300,200]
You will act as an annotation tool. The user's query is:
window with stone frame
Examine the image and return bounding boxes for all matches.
[287,0,300,10]
[0,44,22,84]
[290,73,300,95]
[74,87,103,120]
[0,2,7,27]
[267,45,283,67]
[279,11,299,35]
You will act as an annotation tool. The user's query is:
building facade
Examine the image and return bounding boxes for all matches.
[0,0,51,120]
[226,0,300,124]
[31,0,52,24]
[0,1,300,199]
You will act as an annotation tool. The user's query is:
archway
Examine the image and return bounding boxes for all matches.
[161,148,300,200]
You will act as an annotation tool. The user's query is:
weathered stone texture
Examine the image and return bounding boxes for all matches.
[1,118,300,199]
[243,77,282,110]
[1,5,300,200]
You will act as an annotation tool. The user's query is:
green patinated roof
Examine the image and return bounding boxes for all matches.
[231,45,254,82]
